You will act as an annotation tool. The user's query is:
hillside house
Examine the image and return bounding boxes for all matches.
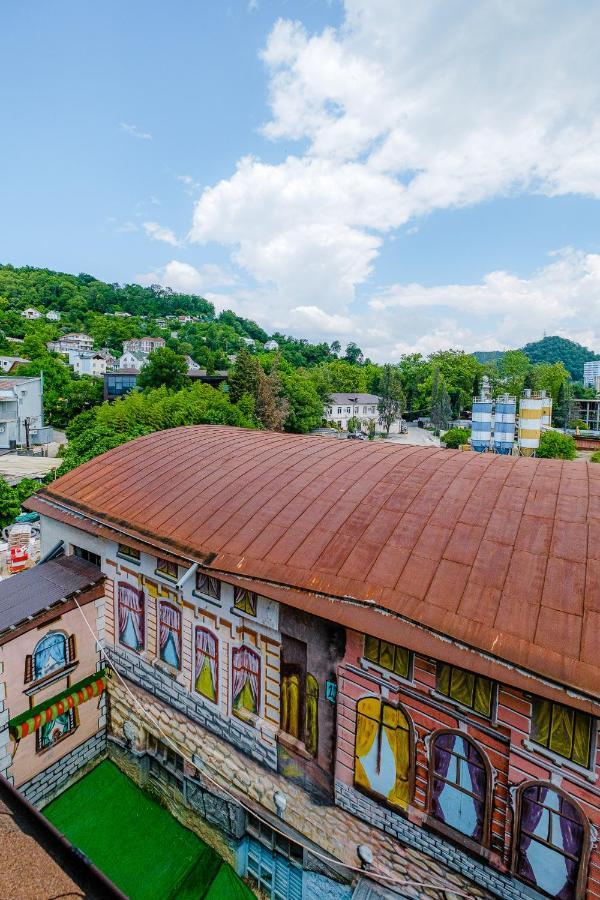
[17,426,600,900]
[68,351,108,378]
[118,350,148,371]
[0,356,30,374]
[0,376,51,449]
[21,308,42,320]
[47,333,94,354]
[45,310,61,321]
[122,337,166,354]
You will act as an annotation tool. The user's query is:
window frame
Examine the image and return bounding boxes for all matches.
[233,586,257,617]
[194,625,219,704]
[157,600,182,670]
[362,635,412,681]
[72,545,101,567]
[353,695,415,813]
[434,662,496,720]
[117,581,145,653]
[194,572,221,601]
[117,543,140,564]
[36,706,78,754]
[427,728,492,851]
[25,631,77,690]
[530,697,594,770]
[231,644,261,721]
[511,780,590,900]
[155,557,178,581]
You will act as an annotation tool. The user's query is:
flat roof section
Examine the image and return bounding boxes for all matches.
[43,760,252,900]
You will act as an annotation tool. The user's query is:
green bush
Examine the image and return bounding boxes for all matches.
[590,451,600,463]
[536,431,577,460]
[442,427,471,449]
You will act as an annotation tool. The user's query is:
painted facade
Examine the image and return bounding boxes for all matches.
[13,509,596,900]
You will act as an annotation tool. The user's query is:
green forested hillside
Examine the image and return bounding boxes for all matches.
[521,335,598,380]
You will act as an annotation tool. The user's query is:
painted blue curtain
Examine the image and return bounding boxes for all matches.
[516,785,583,900]
[33,633,67,680]
[431,733,486,842]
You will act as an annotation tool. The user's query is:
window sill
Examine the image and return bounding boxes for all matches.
[423,814,492,861]
[117,553,140,566]
[192,590,220,608]
[153,658,181,679]
[24,662,78,696]
[36,726,78,756]
[233,707,259,729]
[154,570,178,585]
[277,731,313,760]
[430,690,494,724]
[230,605,257,620]
[359,657,412,687]
[522,739,597,783]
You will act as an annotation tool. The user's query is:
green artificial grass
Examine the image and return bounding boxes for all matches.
[43,760,252,900]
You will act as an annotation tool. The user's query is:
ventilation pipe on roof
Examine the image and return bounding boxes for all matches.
[39,540,64,564]
[176,561,198,590]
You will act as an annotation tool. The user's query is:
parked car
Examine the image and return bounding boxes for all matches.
[347,432,367,440]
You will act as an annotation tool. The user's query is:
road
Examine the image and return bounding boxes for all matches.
[383,425,441,447]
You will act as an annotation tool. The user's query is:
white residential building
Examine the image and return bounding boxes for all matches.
[123,336,166,354]
[185,355,201,370]
[67,351,108,377]
[21,308,42,320]
[264,339,279,351]
[46,310,61,321]
[0,376,52,449]
[47,333,94,353]
[583,360,600,388]
[0,356,30,374]
[118,350,148,371]
[325,392,402,434]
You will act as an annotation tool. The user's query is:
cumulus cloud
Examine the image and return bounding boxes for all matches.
[137,260,237,293]
[143,222,181,247]
[184,0,600,353]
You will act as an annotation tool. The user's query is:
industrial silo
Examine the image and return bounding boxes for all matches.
[541,391,553,429]
[518,390,544,456]
[493,394,516,454]
[471,388,493,453]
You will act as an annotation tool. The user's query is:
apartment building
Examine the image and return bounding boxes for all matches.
[18,426,600,900]
[325,392,402,434]
[122,337,166,354]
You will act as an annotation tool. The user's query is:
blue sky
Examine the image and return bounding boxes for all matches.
[2,0,600,359]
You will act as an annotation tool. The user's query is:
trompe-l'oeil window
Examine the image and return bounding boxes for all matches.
[364,635,410,679]
[437,663,494,718]
[531,698,592,768]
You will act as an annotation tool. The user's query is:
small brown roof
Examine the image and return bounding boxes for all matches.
[0,556,103,634]
[27,426,600,702]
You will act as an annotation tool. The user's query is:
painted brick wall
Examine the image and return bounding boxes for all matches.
[337,628,600,899]
[18,730,107,808]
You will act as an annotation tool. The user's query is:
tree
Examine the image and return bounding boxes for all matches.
[531,361,570,404]
[0,479,20,529]
[498,350,531,397]
[555,380,573,429]
[536,431,577,460]
[377,365,405,436]
[344,342,364,365]
[330,340,341,356]
[255,362,288,431]
[137,347,189,391]
[228,347,261,404]
[347,415,362,433]
[430,369,452,431]
[280,371,323,433]
[442,427,471,449]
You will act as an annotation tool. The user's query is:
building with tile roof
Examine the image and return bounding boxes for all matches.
[20,425,600,900]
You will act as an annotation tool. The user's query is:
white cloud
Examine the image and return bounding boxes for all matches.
[176,174,201,195]
[137,260,237,293]
[182,1,600,354]
[143,222,181,247]
[120,122,153,140]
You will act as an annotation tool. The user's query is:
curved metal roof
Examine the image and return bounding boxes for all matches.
[28,425,600,701]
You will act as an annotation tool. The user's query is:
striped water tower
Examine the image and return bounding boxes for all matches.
[518,390,544,456]
[541,391,553,429]
[493,394,516,454]
[471,379,492,452]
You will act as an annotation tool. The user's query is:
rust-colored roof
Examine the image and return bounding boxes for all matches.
[27,426,600,703]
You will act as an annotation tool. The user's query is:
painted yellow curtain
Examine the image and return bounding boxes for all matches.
[354,698,381,792]
[196,657,216,701]
[304,674,319,756]
[281,673,301,739]
[354,697,410,810]
[383,704,410,809]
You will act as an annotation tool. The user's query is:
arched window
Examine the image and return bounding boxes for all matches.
[430,731,489,843]
[158,602,182,669]
[33,633,67,681]
[354,697,411,810]
[232,645,260,717]
[195,627,218,702]
[118,582,145,652]
[515,783,586,900]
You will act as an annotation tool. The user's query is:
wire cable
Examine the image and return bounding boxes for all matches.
[70,593,476,899]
